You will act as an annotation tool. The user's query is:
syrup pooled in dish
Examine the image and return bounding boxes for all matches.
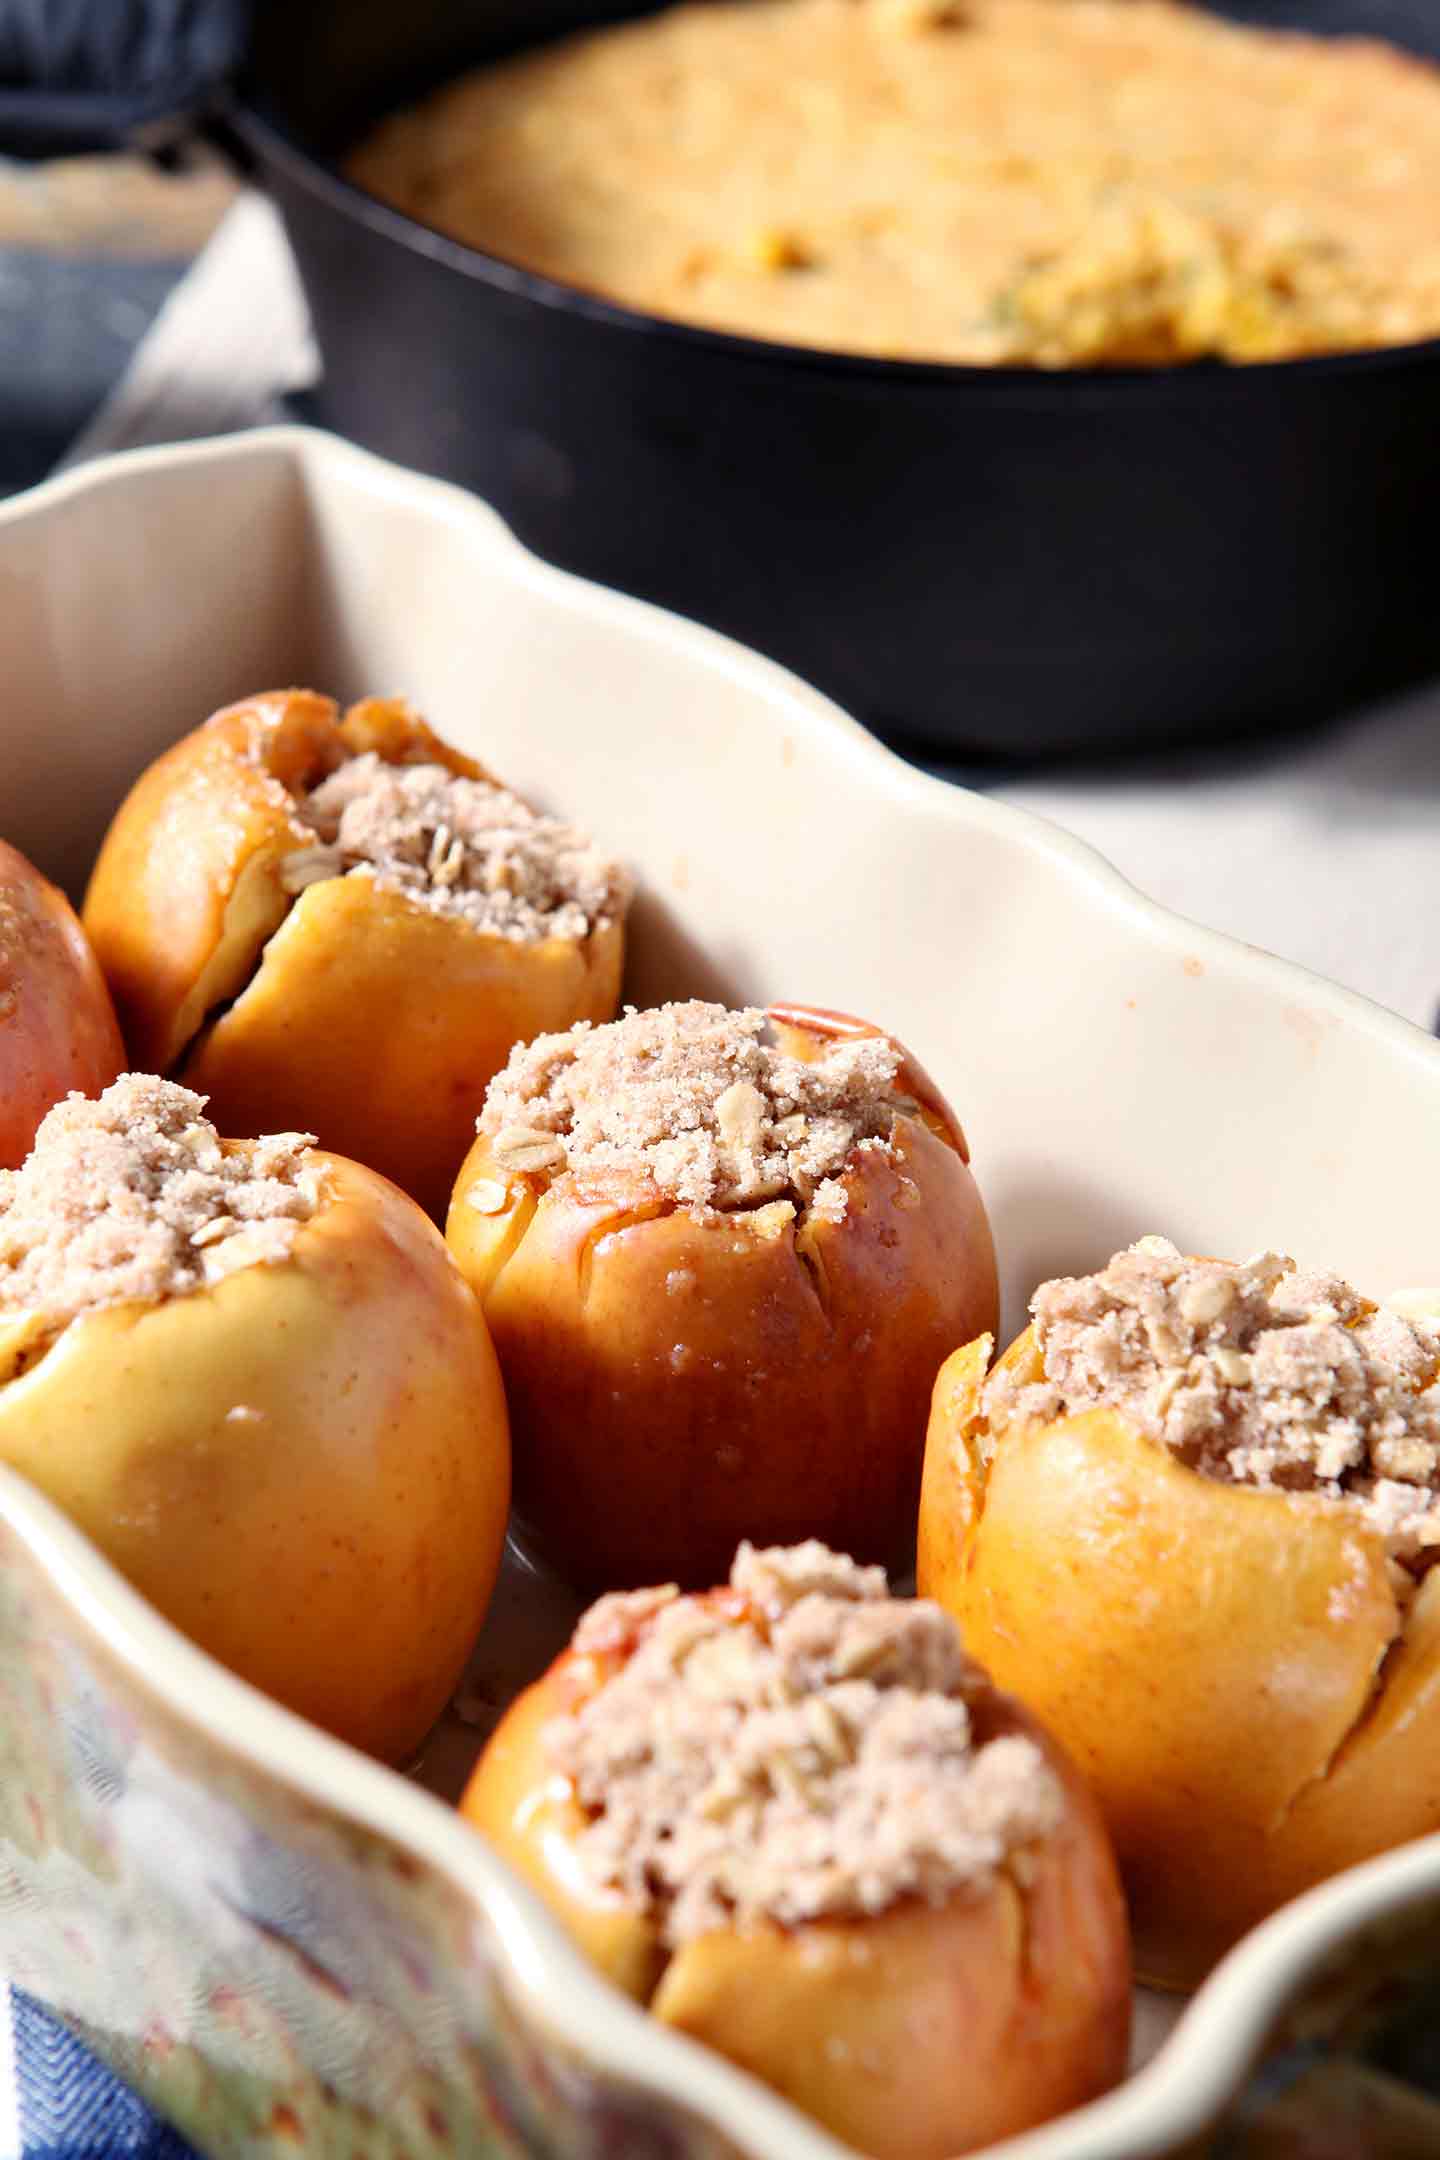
[920,1239,1440,1986]
[462,1540,1130,2158]
[349,0,1440,365]
[0,1075,510,1762]
[82,691,631,1217]
[447,999,999,1589]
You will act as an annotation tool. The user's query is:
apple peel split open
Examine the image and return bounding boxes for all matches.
[446,1001,1000,1592]
[82,690,629,1218]
[918,1245,1440,1988]
[461,1541,1131,2159]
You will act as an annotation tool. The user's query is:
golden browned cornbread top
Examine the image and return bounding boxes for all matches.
[348,0,1440,365]
[0,1076,324,1326]
[282,751,632,945]
[548,1539,1062,1942]
[477,1000,903,1220]
[986,1237,1440,1564]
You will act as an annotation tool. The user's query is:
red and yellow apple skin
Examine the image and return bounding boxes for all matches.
[0,1150,511,1763]
[81,690,624,1219]
[0,839,123,1169]
[446,1005,1000,1592]
[918,1325,1440,1989]
[461,1593,1131,2160]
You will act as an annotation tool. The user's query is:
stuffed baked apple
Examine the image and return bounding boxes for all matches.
[0,1074,510,1760]
[82,690,631,1217]
[919,1236,1440,1986]
[0,839,123,1168]
[462,1539,1130,2159]
[446,999,998,1589]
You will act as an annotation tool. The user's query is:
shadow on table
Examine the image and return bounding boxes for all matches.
[915,672,1440,812]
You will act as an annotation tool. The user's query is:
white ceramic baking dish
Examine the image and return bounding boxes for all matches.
[5,427,1440,2160]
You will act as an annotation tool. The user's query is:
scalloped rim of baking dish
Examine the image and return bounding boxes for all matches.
[5,426,1440,2160]
[8,1448,1440,2160]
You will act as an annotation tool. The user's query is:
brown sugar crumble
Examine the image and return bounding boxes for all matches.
[0,1075,325,1332]
[477,1001,906,1221]
[548,1540,1062,1944]
[280,752,632,944]
[985,1237,1440,1569]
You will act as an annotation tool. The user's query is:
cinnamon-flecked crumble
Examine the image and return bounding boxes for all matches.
[477,1001,906,1221]
[0,1076,325,1330]
[281,752,631,944]
[985,1237,1440,1567]
[548,1540,1062,1943]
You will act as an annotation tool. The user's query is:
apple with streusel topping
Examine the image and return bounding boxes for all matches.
[82,690,631,1217]
[445,1000,998,1590]
[919,1236,1440,1987]
[0,839,123,1169]
[461,1540,1130,2159]
[0,1075,509,1761]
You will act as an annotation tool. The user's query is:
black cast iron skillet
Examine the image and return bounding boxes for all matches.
[6,1,1440,755]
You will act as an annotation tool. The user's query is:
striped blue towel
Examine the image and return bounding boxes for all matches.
[5,1993,198,2160]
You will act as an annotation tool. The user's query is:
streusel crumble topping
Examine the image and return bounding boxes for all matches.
[477,1001,906,1221]
[281,752,631,944]
[547,1539,1062,1944]
[0,1075,324,1328]
[984,1237,1440,1567]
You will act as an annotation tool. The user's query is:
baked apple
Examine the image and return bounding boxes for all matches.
[919,1236,1440,1988]
[0,1074,510,1761]
[0,839,123,1168]
[446,999,999,1590]
[462,1540,1130,2159]
[82,690,631,1218]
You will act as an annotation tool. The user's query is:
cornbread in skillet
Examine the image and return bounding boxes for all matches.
[462,1540,1130,2157]
[446,1000,999,1591]
[919,1240,1440,1986]
[349,0,1440,365]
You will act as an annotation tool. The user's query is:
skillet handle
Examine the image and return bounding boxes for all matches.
[0,0,250,158]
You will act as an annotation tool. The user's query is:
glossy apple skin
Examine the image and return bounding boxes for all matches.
[0,840,123,1168]
[0,1152,511,1763]
[918,1325,1440,1989]
[446,1007,999,1591]
[82,690,624,1218]
[462,1608,1131,2159]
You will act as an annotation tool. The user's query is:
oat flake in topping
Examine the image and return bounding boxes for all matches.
[547,1539,1063,1943]
[0,1075,325,1330]
[281,752,631,944]
[478,1001,908,1220]
[984,1237,1440,1567]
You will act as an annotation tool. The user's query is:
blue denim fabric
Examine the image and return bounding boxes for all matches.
[11,1993,199,2160]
